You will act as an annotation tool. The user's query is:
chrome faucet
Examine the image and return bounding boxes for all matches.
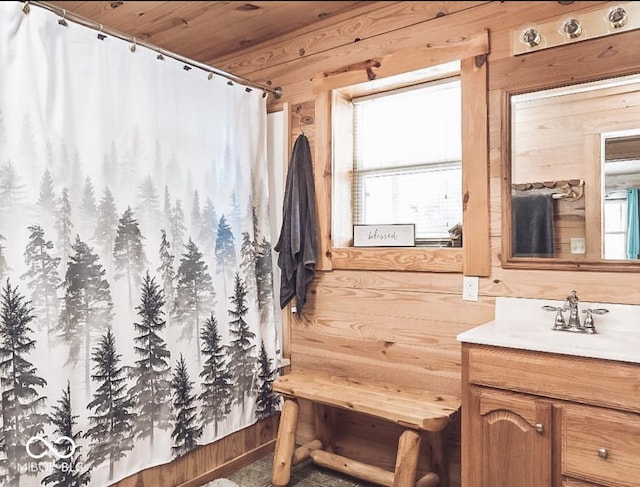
[542,290,609,334]
[564,290,581,331]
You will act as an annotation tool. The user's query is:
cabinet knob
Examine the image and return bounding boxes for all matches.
[535,423,544,433]
[598,448,609,459]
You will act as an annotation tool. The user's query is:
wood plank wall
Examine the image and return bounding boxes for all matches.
[116,2,640,486]
[210,2,640,486]
[112,416,278,487]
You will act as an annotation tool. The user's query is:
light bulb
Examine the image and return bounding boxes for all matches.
[607,6,628,29]
[521,27,542,47]
[561,18,582,39]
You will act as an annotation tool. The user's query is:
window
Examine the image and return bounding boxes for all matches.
[352,78,462,244]
[332,61,464,249]
[604,192,628,259]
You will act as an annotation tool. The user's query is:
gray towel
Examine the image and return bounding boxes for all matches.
[274,134,318,314]
[512,193,555,257]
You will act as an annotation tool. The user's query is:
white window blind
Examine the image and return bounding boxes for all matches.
[352,78,462,242]
[604,193,628,259]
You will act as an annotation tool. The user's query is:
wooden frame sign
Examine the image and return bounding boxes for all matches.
[353,224,416,247]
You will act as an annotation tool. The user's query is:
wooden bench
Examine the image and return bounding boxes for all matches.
[271,371,461,487]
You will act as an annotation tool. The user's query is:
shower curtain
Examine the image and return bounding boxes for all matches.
[0,2,280,486]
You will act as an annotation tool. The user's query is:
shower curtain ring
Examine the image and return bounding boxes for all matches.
[22,1,30,15]
[130,38,137,53]
[97,24,107,41]
[58,9,68,27]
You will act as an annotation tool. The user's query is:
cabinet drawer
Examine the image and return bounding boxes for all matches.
[563,404,640,487]
[562,480,603,487]
[465,345,640,412]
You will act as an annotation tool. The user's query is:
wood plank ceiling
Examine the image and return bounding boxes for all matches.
[42,1,375,66]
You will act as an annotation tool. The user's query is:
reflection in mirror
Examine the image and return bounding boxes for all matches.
[603,130,640,259]
[509,73,640,263]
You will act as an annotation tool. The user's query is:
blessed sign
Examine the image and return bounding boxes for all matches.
[353,224,416,247]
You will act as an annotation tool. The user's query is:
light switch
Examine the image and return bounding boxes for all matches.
[463,276,479,302]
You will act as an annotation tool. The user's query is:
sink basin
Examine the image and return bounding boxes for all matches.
[457,297,640,364]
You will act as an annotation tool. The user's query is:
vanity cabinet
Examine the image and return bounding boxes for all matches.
[461,343,640,487]
[468,387,552,486]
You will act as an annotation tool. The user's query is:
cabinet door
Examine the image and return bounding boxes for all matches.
[468,387,553,487]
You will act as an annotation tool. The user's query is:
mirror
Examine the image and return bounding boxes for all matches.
[507,72,640,268]
[603,129,640,259]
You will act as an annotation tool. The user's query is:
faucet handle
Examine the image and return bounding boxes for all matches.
[582,308,609,316]
[581,308,608,334]
[543,305,562,312]
[543,305,567,330]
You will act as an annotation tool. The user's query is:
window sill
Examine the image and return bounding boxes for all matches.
[330,246,463,272]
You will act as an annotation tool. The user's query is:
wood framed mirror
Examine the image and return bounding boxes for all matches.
[497,27,640,271]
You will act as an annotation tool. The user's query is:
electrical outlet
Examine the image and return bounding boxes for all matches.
[570,238,586,254]
[463,276,479,302]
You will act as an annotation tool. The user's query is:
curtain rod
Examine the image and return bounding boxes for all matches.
[24,1,283,100]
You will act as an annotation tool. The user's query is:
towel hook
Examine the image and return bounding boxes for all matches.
[298,115,313,136]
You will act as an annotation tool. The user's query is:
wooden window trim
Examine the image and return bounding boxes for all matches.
[318,31,490,275]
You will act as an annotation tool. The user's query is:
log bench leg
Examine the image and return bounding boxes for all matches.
[393,429,421,487]
[313,403,334,453]
[272,398,299,487]
[429,429,447,487]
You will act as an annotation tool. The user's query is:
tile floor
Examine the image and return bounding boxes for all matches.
[227,452,379,487]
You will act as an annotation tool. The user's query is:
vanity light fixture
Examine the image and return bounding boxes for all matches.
[561,18,582,39]
[512,1,639,56]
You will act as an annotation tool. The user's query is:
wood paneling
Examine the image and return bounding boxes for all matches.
[112,415,278,487]
[214,2,489,76]
[461,54,489,276]
[331,247,464,273]
[313,90,333,270]
[46,1,376,63]
[212,2,608,89]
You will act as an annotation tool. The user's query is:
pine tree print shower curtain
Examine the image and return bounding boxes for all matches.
[0,2,280,486]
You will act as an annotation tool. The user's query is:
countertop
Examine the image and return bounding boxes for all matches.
[457,297,640,364]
